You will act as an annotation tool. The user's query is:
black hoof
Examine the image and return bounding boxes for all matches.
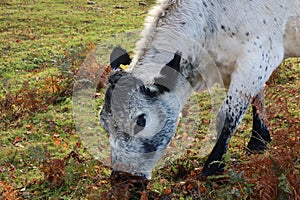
[249,105,271,154]
[247,138,269,154]
[202,161,225,176]
[247,129,271,154]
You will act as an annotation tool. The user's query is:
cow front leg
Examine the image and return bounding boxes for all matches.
[247,90,271,153]
[202,39,284,176]
[202,95,250,176]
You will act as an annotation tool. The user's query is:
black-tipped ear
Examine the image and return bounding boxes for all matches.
[166,51,182,72]
[153,52,182,93]
[110,47,131,70]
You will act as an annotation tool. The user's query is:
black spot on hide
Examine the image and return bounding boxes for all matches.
[143,142,158,153]
[140,85,167,98]
[221,25,226,31]
[108,70,128,87]
[102,71,127,114]
[103,70,131,113]
[180,21,186,26]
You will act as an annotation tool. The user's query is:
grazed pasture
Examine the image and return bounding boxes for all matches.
[0,1,299,199]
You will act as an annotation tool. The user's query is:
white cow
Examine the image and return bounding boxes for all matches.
[100,0,300,179]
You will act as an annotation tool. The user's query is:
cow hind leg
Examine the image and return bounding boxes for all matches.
[247,91,271,153]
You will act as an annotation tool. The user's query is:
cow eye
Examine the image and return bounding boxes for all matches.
[134,114,146,134]
[136,114,146,127]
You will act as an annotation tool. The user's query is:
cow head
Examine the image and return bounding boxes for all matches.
[100,47,183,179]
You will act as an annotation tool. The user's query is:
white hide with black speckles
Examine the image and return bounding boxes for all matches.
[100,0,300,179]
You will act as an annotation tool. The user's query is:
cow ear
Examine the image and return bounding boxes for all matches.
[165,51,181,72]
[110,47,131,70]
[153,52,182,93]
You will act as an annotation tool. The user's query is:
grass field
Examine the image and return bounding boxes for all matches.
[0,1,299,199]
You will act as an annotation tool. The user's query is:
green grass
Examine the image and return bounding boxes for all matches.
[0,1,152,199]
[0,0,147,75]
[0,1,299,199]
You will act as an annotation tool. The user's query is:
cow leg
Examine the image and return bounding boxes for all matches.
[202,40,284,176]
[247,90,271,153]
[202,92,251,176]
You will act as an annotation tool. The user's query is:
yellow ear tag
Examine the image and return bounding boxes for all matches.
[120,64,129,70]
